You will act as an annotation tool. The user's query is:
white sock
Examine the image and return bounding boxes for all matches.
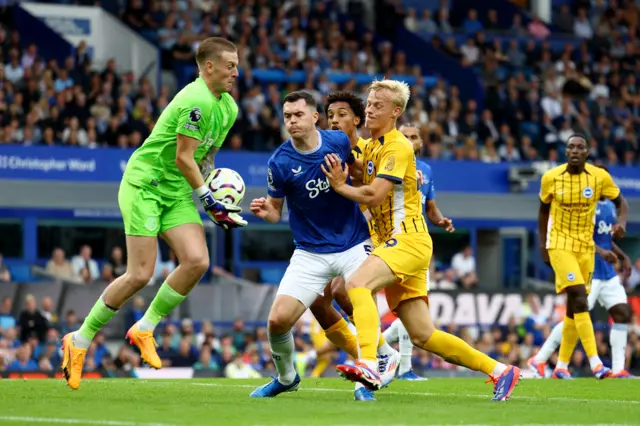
[535,321,564,363]
[556,360,569,370]
[589,355,603,370]
[610,323,629,373]
[136,317,156,332]
[382,319,400,344]
[492,363,508,377]
[269,330,296,385]
[377,339,396,357]
[72,331,92,350]
[396,321,413,375]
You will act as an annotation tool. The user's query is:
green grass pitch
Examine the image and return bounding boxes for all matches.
[1,378,639,425]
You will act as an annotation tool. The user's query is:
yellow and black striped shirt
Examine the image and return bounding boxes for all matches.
[361,128,427,243]
[540,163,620,252]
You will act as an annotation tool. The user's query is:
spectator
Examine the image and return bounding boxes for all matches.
[40,296,56,324]
[46,248,79,282]
[225,353,261,378]
[0,253,10,282]
[18,294,49,343]
[126,296,146,332]
[58,310,80,336]
[417,10,438,33]
[106,246,127,278]
[71,245,100,283]
[462,9,483,33]
[527,16,550,40]
[193,343,219,371]
[0,297,15,330]
[451,244,478,289]
[7,345,37,371]
[628,258,640,290]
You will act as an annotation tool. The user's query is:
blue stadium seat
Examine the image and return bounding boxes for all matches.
[7,262,33,283]
[260,268,286,285]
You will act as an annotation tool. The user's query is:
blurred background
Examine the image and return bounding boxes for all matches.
[0,0,640,380]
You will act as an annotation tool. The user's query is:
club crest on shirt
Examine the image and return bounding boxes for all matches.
[267,167,275,190]
[367,160,374,175]
[567,272,576,282]
[189,107,202,123]
[385,155,395,171]
[583,186,593,198]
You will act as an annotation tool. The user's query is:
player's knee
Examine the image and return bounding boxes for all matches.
[182,252,210,276]
[124,268,154,289]
[610,304,632,324]
[267,314,292,335]
[407,324,435,348]
[267,305,295,334]
[573,295,589,313]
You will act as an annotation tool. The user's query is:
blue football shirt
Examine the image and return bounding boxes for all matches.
[417,160,435,215]
[267,130,370,254]
[593,199,617,281]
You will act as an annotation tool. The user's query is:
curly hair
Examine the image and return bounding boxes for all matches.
[324,91,366,128]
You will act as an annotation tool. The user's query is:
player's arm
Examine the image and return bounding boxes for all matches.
[611,241,632,280]
[610,193,629,239]
[176,105,244,229]
[601,170,628,238]
[423,168,454,232]
[322,141,409,207]
[538,172,553,265]
[595,244,617,264]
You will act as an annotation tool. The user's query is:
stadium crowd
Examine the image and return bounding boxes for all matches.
[2,292,640,377]
[0,0,637,165]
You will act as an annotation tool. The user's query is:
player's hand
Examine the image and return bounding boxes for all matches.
[250,197,271,219]
[540,247,551,267]
[612,223,626,239]
[621,255,632,281]
[416,170,424,186]
[199,191,245,230]
[437,217,455,233]
[321,154,348,189]
[598,248,618,265]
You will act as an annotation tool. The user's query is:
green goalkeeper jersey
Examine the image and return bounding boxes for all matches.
[123,77,238,199]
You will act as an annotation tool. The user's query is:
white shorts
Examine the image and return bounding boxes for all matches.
[277,239,373,308]
[588,275,628,311]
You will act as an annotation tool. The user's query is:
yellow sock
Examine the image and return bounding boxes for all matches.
[324,317,359,359]
[574,312,598,358]
[348,287,379,362]
[558,317,579,365]
[311,356,330,378]
[423,329,497,376]
[378,333,387,348]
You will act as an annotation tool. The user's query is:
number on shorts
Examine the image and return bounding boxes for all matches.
[364,244,373,255]
[384,238,398,248]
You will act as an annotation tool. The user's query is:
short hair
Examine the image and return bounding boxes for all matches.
[567,134,588,146]
[399,122,420,130]
[283,91,317,108]
[368,79,411,113]
[195,37,237,67]
[325,91,365,128]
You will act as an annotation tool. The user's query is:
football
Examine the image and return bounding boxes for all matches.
[206,168,246,206]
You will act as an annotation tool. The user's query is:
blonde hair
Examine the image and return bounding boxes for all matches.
[368,79,411,113]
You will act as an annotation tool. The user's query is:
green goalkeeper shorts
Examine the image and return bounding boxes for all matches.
[118,180,203,236]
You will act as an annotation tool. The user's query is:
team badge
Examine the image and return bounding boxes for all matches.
[582,186,593,198]
[385,155,395,171]
[145,216,159,232]
[189,107,202,123]
[567,272,575,282]
[367,160,374,175]
[267,167,275,189]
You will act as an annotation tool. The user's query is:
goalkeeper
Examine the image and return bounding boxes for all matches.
[61,37,246,390]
